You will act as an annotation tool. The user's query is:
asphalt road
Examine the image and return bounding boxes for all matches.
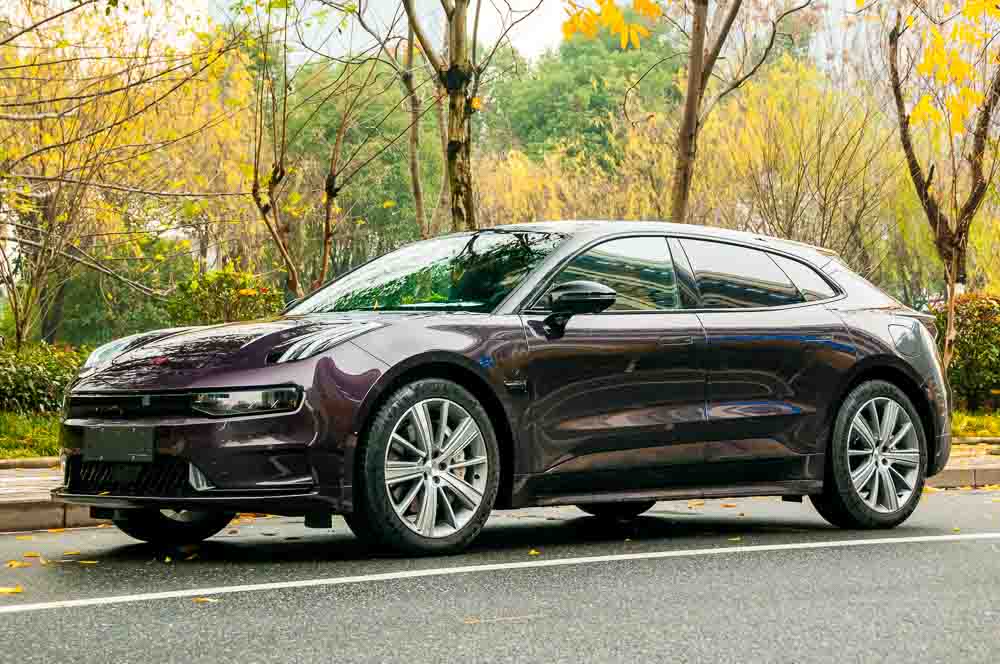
[2,491,999,663]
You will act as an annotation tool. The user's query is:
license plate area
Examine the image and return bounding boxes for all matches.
[83,426,154,463]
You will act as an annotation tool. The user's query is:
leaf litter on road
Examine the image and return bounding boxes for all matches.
[0,585,24,594]
[5,560,31,569]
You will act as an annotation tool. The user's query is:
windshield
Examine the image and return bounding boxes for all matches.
[288,230,565,315]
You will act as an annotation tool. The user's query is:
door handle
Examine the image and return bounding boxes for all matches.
[658,335,694,347]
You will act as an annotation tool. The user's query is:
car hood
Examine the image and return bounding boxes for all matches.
[73,313,425,390]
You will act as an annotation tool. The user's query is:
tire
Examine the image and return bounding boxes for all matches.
[811,380,927,529]
[112,509,235,546]
[353,379,500,555]
[577,501,656,520]
[342,511,383,547]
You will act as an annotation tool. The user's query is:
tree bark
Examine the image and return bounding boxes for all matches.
[669,0,709,224]
[403,33,428,238]
[447,86,475,231]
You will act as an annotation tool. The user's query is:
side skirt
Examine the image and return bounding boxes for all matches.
[515,480,823,509]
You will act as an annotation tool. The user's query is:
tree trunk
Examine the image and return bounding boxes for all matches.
[430,88,451,233]
[669,0,709,224]
[447,87,475,231]
[403,33,427,238]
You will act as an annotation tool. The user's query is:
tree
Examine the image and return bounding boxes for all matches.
[878,2,1000,367]
[399,0,544,231]
[563,0,818,223]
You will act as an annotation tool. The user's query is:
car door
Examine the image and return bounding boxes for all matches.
[676,238,853,484]
[519,236,708,494]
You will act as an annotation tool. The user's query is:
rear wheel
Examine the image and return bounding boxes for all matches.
[353,379,500,555]
[112,509,234,546]
[577,501,656,520]
[811,380,926,529]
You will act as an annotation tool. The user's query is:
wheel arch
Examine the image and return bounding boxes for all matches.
[353,353,518,509]
[826,356,937,465]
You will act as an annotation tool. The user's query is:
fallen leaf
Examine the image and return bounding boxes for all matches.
[958,486,973,491]
[46,528,65,533]
[62,550,80,556]
[463,616,481,625]
[262,531,277,536]
[624,538,632,542]
[22,552,41,558]
[728,537,742,542]
[738,512,746,517]
[98,491,110,496]
[982,484,1000,491]
[185,553,198,561]
[14,536,34,541]
[5,560,31,569]
[192,597,219,604]
[952,527,961,533]
[687,500,705,509]
[720,503,738,508]
[96,524,112,528]
[527,549,541,556]
[77,560,99,565]
[164,556,172,563]
[923,486,942,493]
[227,529,239,535]
[0,585,24,594]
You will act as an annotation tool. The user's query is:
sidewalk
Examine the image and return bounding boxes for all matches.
[1,446,998,533]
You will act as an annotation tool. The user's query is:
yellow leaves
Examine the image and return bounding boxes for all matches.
[63,550,80,556]
[193,597,219,604]
[923,485,942,493]
[0,586,24,595]
[728,537,742,543]
[14,536,34,541]
[382,200,396,209]
[22,552,41,558]
[46,528,65,534]
[527,548,541,556]
[720,503,738,508]
[687,499,705,509]
[77,560,100,565]
[562,0,655,49]
[5,560,31,569]
[910,94,944,127]
[470,97,483,111]
[238,288,258,296]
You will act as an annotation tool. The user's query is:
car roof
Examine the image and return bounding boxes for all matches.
[492,220,838,265]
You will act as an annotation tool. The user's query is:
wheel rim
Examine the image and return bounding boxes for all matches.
[383,398,488,539]
[847,396,920,513]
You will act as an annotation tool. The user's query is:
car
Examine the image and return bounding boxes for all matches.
[53,221,951,555]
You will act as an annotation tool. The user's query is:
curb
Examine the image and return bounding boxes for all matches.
[926,467,1000,489]
[0,500,105,532]
[0,457,60,470]
[953,437,1000,445]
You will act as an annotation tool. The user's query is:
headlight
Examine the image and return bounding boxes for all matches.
[82,333,144,370]
[191,387,301,417]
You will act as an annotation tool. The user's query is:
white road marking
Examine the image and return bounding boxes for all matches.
[1,531,999,614]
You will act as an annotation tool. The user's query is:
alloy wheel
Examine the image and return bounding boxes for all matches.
[383,398,489,538]
[846,396,920,513]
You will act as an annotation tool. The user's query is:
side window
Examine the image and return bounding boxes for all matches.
[680,239,803,309]
[770,254,838,302]
[667,237,701,309]
[545,237,681,311]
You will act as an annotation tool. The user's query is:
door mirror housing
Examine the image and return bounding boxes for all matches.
[542,280,616,335]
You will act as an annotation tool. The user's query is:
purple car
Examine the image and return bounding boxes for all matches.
[54,221,950,555]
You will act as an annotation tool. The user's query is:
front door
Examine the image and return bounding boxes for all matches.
[518,236,707,494]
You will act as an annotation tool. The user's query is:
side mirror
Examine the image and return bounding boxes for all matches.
[543,280,616,334]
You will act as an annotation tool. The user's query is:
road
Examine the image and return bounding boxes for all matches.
[2,491,999,663]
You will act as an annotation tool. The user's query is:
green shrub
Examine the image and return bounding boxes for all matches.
[165,263,284,326]
[0,412,61,458]
[0,343,89,414]
[934,293,1000,411]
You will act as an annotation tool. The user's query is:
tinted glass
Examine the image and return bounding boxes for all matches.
[290,231,564,314]
[667,237,701,308]
[680,239,803,309]
[771,254,838,301]
[546,237,680,311]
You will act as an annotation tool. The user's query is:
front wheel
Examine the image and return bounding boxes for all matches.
[353,379,500,555]
[577,501,656,520]
[811,380,927,529]
[112,509,235,545]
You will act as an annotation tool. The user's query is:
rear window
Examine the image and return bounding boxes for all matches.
[771,254,838,301]
[679,239,803,309]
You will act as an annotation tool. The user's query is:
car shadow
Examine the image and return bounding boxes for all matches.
[93,510,839,565]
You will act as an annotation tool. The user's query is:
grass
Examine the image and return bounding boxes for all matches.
[0,407,997,460]
[0,411,61,458]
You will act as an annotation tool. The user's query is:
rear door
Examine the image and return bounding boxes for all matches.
[676,238,852,484]
[519,236,707,494]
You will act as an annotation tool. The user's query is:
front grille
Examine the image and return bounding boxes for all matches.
[68,456,191,497]
[67,393,193,419]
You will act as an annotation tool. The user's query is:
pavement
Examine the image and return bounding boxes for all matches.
[1,493,999,663]
[1,444,999,533]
